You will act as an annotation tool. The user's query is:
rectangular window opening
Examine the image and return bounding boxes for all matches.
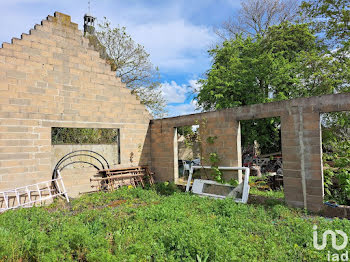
[51,127,121,165]
[51,127,120,145]
[321,111,350,206]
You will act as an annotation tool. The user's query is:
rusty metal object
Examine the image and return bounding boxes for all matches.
[266,174,284,190]
[243,151,283,175]
[91,166,155,192]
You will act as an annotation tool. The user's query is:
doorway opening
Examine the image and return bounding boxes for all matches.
[240,117,284,200]
[174,124,200,185]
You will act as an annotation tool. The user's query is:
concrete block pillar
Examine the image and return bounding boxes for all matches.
[281,107,324,211]
[201,112,243,183]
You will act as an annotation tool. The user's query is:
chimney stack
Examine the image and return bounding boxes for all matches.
[84,13,96,36]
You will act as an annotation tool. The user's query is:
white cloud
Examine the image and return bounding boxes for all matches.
[0,1,216,74]
[161,80,191,103]
[160,79,202,117]
[91,1,216,73]
[188,79,202,93]
[161,79,201,104]
[167,100,198,117]
[125,20,214,72]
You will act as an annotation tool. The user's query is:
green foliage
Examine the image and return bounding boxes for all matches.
[228,178,239,187]
[301,0,350,94]
[338,169,350,195]
[51,127,119,145]
[198,23,328,111]
[210,166,224,183]
[323,168,350,205]
[198,35,267,110]
[323,145,350,205]
[322,112,350,205]
[323,144,350,205]
[322,112,350,149]
[198,22,339,109]
[153,182,180,196]
[178,126,199,148]
[249,175,285,199]
[208,152,225,183]
[335,158,350,168]
[206,136,217,144]
[1,188,350,261]
[177,125,194,136]
[301,0,350,47]
[250,186,285,200]
[198,20,347,153]
[241,118,281,154]
[208,152,220,165]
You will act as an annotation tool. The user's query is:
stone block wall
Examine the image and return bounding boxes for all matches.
[0,11,349,212]
[150,110,242,183]
[0,12,151,194]
[51,144,119,196]
[151,93,350,211]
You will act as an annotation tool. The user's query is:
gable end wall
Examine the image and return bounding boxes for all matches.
[0,12,152,194]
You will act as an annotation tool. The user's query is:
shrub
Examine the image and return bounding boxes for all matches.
[153,182,180,196]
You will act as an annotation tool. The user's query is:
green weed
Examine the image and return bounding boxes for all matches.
[0,187,349,261]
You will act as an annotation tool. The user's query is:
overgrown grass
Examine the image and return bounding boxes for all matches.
[249,187,285,199]
[0,187,349,261]
[249,175,285,199]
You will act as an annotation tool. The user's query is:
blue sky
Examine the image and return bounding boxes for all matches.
[0,0,240,117]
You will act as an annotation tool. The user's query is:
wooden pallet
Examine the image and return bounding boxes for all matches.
[90,166,155,192]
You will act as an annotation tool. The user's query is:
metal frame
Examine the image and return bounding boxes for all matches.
[52,150,110,179]
[185,166,250,204]
[0,170,69,213]
[51,150,110,192]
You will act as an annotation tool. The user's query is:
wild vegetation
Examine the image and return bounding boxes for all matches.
[1,187,349,261]
[198,0,349,201]
[322,112,350,205]
[51,127,119,145]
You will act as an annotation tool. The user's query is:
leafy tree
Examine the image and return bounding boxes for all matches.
[215,0,299,40]
[265,23,344,97]
[299,1,350,203]
[322,112,350,205]
[198,23,338,153]
[198,23,336,108]
[177,126,195,137]
[322,112,350,149]
[301,0,350,93]
[301,0,349,170]
[301,0,350,49]
[88,18,167,118]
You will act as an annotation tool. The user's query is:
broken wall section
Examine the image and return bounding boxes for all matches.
[150,110,242,183]
[151,93,350,212]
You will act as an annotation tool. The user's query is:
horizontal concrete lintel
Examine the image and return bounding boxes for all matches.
[154,93,350,124]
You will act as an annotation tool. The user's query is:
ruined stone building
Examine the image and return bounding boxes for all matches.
[0,12,349,211]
